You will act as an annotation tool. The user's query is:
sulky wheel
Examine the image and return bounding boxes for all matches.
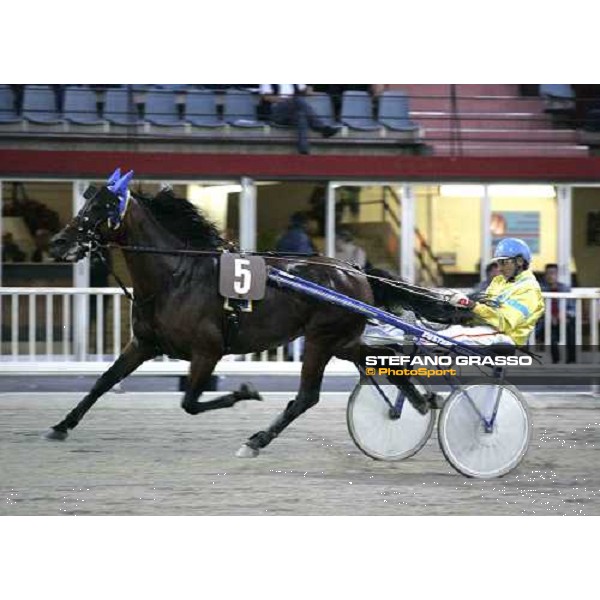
[437,382,531,479]
[347,381,435,461]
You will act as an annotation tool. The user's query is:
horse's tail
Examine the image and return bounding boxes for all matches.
[366,266,401,308]
[365,266,473,325]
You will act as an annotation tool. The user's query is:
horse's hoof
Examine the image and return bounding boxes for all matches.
[44,428,69,441]
[236,444,259,458]
[237,383,263,402]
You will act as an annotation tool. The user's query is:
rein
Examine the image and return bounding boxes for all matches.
[97,242,456,306]
[93,244,135,303]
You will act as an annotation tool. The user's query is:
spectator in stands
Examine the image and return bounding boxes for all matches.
[2,232,26,263]
[540,263,576,364]
[472,261,500,295]
[369,84,391,117]
[31,228,54,263]
[275,212,316,254]
[335,226,368,269]
[9,85,24,114]
[258,85,341,154]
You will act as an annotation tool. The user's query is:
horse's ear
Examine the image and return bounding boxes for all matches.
[109,170,135,197]
[107,168,122,186]
[121,170,135,187]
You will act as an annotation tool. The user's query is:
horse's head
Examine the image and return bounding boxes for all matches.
[50,169,134,262]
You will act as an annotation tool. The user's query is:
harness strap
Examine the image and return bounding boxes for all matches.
[94,247,135,303]
[223,307,241,354]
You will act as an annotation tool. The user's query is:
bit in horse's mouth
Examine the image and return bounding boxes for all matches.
[63,248,85,262]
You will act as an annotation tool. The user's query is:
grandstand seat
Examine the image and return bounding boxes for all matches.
[63,87,104,125]
[224,90,263,128]
[185,90,225,128]
[144,90,184,126]
[341,91,380,131]
[540,84,575,100]
[0,86,20,123]
[155,84,188,91]
[540,84,575,116]
[306,93,339,127]
[103,89,142,125]
[378,91,418,131]
[22,86,62,124]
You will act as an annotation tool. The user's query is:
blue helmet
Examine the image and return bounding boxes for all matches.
[494,238,532,264]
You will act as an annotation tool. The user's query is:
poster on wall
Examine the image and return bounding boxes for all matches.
[491,211,540,253]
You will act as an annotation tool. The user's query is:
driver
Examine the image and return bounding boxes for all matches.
[362,238,545,415]
[437,237,544,346]
[363,237,544,347]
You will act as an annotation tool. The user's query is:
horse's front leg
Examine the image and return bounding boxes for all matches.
[237,339,331,457]
[45,339,156,440]
[180,353,262,416]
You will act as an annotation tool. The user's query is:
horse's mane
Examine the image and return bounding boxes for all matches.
[134,188,227,249]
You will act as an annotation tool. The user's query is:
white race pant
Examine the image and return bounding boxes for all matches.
[435,325,514,346]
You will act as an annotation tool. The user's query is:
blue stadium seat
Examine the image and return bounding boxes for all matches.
[306,93,339,126]
[378,91,418,131]
[155,84,188,91]
[185,90,225,127]
[0,86,20,123]
[144,90,183,126]
[22,86,62,124]
[224,90,263,128]
[341,91,380,131]
[63,87,104,125]
[104,89,142,125]
[540,84,575,116]
[540,84,575,100]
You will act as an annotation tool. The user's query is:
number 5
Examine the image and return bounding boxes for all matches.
[234,259,251,295]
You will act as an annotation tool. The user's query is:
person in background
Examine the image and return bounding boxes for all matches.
[31,229,54,263]
[2,232,26,262]
[258,85,341,154]
[275,212,316,254]
[540,263,576,364]
[335,226,368,269]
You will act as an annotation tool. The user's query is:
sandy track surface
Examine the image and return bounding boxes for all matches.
[1,391,599,515]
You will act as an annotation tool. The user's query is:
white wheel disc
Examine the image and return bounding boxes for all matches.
[347,383,435,461]
[438,383,531,479]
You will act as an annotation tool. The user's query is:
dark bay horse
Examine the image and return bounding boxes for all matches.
[47,170,468,457]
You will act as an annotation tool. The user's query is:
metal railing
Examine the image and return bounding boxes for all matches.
[1,287,598,372]
[0,287,302,365]
[383,185,445,286]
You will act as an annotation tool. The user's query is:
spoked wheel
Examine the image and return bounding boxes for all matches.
[347,382,435,461]
[438,382,531,479]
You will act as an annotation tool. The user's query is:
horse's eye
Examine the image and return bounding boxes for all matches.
[83,185,98,200]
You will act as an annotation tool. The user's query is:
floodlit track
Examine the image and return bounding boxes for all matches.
[1,391,599,515]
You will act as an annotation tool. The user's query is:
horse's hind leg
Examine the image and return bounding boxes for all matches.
[181,354,262,416]
[45,339,156,440]
[237,340,331,457]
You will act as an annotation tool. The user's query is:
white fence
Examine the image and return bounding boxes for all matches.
[0,287,305,376]
[0,287,599,376]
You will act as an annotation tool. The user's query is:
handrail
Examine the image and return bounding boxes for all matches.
[2,288,599,370]
[383,186,445,285]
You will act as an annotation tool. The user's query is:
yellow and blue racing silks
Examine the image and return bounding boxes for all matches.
[472,270,544,346]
